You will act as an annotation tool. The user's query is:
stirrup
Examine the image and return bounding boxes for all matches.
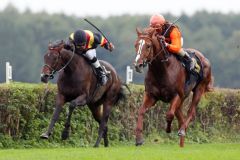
[99,74,108,85]
[189,58,196,71]
[102,66,111,75]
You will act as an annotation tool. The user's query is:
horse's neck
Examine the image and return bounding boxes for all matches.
[62,50,89,74]
[149,55,181,78]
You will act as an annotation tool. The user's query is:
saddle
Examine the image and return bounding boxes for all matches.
[80,55,111,84]
[176,49,203,93]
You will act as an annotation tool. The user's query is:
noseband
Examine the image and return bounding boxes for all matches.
[43,46,75,79]
[138,34,169,65]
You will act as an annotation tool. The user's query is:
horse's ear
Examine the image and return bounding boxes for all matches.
[48,41,53,49]
[60,40,65,47]
[148,28,155,37]
[136,27,142,36]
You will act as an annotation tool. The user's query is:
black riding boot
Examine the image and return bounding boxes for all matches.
[95,66,108,85]
[183,54,195,71]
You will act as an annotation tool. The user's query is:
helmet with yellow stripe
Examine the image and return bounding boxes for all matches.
[150,14,166,28]
[72,30,87,46]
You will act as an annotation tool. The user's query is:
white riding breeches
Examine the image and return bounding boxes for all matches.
[83,49,101,68]
[181,37,183,47]
[84,49,97,60]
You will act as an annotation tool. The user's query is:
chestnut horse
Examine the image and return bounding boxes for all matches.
[134,28,213,147]
[40,40,126,147]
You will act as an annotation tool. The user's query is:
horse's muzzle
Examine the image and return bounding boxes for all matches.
[135,64,144,73]
[41,74,51,83]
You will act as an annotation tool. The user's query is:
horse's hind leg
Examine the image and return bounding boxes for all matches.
[90,105,109,147]
[103,126,109,147]
[166,95,183,133]
[94,103,112,148]
[179,84,205,137]
[61,102,77,140]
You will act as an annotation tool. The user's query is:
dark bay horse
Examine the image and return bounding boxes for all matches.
[40,40,125,147]
[134,27,213,147]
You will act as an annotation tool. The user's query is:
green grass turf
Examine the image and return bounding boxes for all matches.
[0,143,239,160]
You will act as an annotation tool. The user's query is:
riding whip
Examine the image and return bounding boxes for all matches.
[163,16,182,37]
[83,18,111,45]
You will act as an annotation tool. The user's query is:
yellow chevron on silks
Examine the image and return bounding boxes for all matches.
[192,58,201,74]
[84,30,94,48]
[70,33,74,40]
[100,36,106,46]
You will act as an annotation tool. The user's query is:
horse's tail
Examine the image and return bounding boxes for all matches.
[206,75,214,92]
[113,82,131,105]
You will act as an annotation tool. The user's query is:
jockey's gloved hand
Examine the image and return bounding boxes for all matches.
[164,42,169,48]
[157,35,168,47]
[157,35,165,41]
[108,42,115,52]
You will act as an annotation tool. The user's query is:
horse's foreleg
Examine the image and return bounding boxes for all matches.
[71,94,87,106]
[175,107,185,147]
[61,103,76,140]
[40,94,65,139]
[135,92,156,146]
[94,103,112,148]
[179,84,205,137]
[166,95,182,133]
[61,94,87,140]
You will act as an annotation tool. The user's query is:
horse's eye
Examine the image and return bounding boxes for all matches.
[146,45,151,49]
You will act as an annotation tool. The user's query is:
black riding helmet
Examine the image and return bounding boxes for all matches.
[73,30,87,46]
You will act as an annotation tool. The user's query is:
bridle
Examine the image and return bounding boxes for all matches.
[137,33,169,66]
[43,45,75,79]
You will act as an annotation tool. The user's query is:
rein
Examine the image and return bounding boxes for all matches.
[57,47,75,73]
[44,46,75,79]
[139,34,169,65]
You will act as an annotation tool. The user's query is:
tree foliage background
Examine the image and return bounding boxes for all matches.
[0,5,240,88]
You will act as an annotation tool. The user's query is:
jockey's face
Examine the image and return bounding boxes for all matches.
[76,42,86,50]
[150,23,163,28]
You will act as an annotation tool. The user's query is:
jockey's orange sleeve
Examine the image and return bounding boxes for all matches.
[166,28,182,53]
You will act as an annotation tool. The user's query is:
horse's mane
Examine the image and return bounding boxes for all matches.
[141,27,155,35]
[49,40,65,50]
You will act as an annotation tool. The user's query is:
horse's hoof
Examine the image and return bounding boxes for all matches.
[166,127,171,133]
[61,130,69,140]
[40,132,49,139]
[135,139,144,146]
[104,141,109,147]
[93,144,99,148]
[178,129,186,136]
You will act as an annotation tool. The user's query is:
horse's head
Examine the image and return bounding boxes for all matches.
[134,27,162,73]
[41,40,66,83]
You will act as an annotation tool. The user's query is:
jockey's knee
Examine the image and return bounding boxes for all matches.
[85,49,97,60]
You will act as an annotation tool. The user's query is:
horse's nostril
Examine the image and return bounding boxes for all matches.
[41,74,49,83]
[135,64,143,73]
[49,75,54,79]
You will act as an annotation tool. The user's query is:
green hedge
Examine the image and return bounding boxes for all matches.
[0,82,239,148]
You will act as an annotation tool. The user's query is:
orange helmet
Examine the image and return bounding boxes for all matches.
[150,14,165,27]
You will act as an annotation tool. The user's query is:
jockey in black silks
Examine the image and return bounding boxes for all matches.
[64,29,114,85]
